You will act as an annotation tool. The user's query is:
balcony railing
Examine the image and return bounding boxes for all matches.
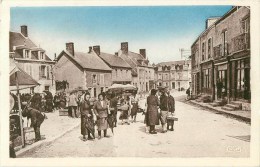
[231,33,250,53]
[213,43,229,58]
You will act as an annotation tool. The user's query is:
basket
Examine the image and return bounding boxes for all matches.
[166,115,178,121]
[24,127,35,145]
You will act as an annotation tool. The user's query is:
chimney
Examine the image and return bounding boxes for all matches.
[139,49,146,59]
[205,17,220,29]
[54,53,57,62]
[93,45,100,56]
[66,42,74,56]
[121,42,128,54]
[88,46,92,53]
[21,25,28,37]
[115,52,118,56]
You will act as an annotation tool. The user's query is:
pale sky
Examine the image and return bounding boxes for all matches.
[10,6,232,64]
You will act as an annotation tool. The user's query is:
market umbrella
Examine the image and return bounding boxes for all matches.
[122,84,137,90]
[9,59,40,147]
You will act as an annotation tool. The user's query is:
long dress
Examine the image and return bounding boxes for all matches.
[93,100,109,131]
[130,96,139,117]
[80,100,93,136]
[146,95,160,126]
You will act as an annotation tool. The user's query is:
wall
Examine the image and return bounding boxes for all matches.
[54,53,84,91]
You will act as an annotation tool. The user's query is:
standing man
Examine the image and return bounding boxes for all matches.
[159,88,169,133]
[68,92,78,118]
[109,93,118,127]
[167,90,175,131]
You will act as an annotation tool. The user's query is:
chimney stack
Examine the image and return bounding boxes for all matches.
[139,49,146,59]
[88,46,92,53]
[121,42,128,54]
[66,42,74,56]
[21,25,28,37]
[54,53,57,62]
[93,45,100,56]
[115,52,118,56]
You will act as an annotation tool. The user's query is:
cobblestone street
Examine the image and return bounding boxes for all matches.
[19,93,250,158]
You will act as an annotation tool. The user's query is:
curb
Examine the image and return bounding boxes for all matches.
[16,122,80,157]
[188,100,251,124]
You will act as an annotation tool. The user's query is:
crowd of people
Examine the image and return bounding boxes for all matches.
[10,87,177,145]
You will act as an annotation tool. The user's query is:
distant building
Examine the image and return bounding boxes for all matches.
[92,45,132,85]
[9,25,56,94]
[118,42,155,92]
[191,6,250,110]
[54,43,112,97]
[155,60,191,90]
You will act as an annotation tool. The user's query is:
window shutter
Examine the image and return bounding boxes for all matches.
[39,65,41,79]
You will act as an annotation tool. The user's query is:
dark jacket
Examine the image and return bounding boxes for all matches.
[80,100,92,116]
[159,94,169,111]
[168,95,175,113]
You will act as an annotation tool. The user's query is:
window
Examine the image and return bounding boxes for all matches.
[39,52,44,60]
[203,69,210,88]
[47,66,50,79]
[39,65,46,78]
[208,38,212,58]
[222,30,228,56]
[100,74,104,85]
[24,50,30,58]
[92,74,97,84]
[172,82,175,89]
[202,42,205,60]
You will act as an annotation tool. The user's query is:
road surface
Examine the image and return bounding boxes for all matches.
[19,93,250,158]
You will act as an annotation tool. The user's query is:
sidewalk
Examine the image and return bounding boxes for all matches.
[188,100,251,123]
[16,110,80,157]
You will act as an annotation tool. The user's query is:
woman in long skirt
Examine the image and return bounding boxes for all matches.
[130,94,139,123]
[80,92,94,141]
[146,89,160,134]
[93,93,109,139]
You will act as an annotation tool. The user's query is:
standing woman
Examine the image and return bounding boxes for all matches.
[93,93,109,139]
[130,93,139,123]
[146,89,160,134]
[80,92,95,141]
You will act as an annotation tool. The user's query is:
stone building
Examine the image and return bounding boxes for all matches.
[155,60,191,91]
[92,45,132,85]
[191,6,250,110]
[9,25,56,94]
[118,42,155,92]
[54,43,112,97]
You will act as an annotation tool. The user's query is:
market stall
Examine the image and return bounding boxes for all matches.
[9,59,39,148]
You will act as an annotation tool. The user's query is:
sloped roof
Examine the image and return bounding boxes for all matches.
[61,50,112,71]
[9,31,53,61]
[120,51,148,67]
[157,60,191,66]
[99,52,131,68]
[10,32,37,50]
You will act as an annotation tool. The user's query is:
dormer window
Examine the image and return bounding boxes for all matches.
[40,52,44,60]
[24,49,30,59]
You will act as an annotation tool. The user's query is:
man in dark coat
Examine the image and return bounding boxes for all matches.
[167,90,175,114]
[109,93,118,127]
[22,107,45,142]
[146,89,160,134]
[159,88,169,133]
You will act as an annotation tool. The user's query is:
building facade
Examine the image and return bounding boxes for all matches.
[191,6,250,104]
[54,43,112,98]
[92,45,132,85]
[9,25,56,94]
[155,60,191,90]
[118,42,155,92]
